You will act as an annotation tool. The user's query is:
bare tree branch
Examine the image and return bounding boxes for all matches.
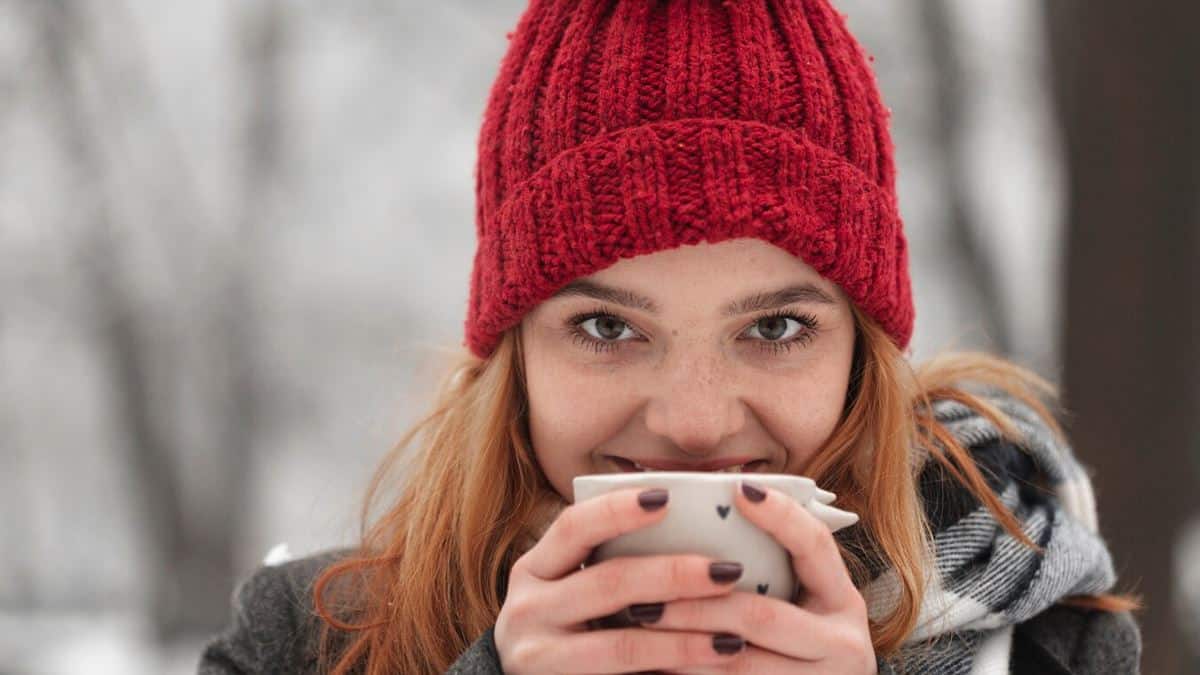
[31,0,188,636]
[920,0,1012,353]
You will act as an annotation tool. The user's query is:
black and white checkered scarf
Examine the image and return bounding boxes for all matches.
[863,391,1118,674]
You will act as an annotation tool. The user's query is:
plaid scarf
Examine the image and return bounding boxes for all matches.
[862,390,1118,674]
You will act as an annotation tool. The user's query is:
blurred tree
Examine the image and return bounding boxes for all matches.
[1046,1,1200,673]
[173,0,290,639]
[33,0,194,639]
[919,0,1011,355]
[29,0,290,640]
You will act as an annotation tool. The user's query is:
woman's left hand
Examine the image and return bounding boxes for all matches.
[644,480,877,674]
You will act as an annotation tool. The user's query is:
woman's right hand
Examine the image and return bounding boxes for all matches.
[493,487,748,674]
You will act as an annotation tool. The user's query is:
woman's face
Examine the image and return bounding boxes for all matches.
[519,238,857,502]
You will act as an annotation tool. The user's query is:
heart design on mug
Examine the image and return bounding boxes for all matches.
[716,504,731,519]
[757,583,769,595]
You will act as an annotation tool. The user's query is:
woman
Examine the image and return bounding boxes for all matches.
[198,0,1141,673]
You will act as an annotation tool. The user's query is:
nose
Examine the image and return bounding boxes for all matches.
[642,352,747,457]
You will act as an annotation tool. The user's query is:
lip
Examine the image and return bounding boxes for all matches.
[604,454,766,471]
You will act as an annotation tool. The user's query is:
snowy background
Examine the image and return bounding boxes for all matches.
[2,1,1196,673]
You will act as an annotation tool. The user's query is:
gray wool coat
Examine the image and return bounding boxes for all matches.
[196,548,1142,674]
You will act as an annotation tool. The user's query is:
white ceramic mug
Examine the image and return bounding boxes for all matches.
[572,472,858,603]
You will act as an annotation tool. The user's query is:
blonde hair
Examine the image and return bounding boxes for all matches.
[311,306,1140,674]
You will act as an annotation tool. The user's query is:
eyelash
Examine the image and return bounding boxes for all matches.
[565,304,821,356]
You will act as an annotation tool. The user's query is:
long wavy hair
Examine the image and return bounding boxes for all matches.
[310,303,1140,674]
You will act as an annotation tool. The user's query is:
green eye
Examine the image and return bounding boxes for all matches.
[567,309,639,353]
[565,308,820,355]
[742,312,820,354]
[581,316,631,342]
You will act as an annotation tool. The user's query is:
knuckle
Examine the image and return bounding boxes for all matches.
[797,505,821,539]
[846,588,869,618]
[555,505,583,543]
[509,552,531,579]
[518,634,554,667]
[781,492,804,521]
[678,597,707,626]
[678,633,703,664]
[603,493,625,526]
[797,520,831,559]
[815,523,839,554]
[508,638,549,670]
[612,629,641,668]
[744,597,777,631]
[595,560,628,599]
[727,653,754,675]
[501,595,537,626]
[665,555,691,591]
[830,623,868,655]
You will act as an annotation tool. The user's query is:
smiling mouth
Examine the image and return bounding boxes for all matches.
[605,456,770,473]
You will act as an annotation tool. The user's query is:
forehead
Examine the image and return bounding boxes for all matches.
[542,239,848,315]
[594,238,822,279]
[593,238,836,288]
[551,278,840,315]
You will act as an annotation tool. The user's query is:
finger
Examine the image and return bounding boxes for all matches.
[543,554,742,626]
[734,481,861,613]
[659,644,805,674]
[637,591,842,661]
[519,487,670,581]
[541,627,746,674]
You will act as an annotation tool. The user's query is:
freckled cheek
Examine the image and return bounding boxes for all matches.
[753,389,845,467]
[525,368,634,461]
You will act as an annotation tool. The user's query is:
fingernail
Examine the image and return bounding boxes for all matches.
[709,561,743,584]
[628,602,665,623]
[638,488,669,511]
[712,633,744,655]
[741,480,766,503]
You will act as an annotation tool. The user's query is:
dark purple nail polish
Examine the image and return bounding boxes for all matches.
[628,602,665,623]
[741,481,766,503]
[712,633,744,655]
[638,488,669,511]
[709,561,743,584]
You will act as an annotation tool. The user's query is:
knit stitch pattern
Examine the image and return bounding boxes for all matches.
[863,391,1120,674]
[465,0,914,358]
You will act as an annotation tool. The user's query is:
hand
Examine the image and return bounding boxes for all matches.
[644,481,877,674]
[494,487,754,674]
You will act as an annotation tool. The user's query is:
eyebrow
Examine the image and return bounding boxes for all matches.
[550,279,837,316]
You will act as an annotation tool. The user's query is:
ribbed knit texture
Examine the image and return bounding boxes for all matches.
[465,0,914,358]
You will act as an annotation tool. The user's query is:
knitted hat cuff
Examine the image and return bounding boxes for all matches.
[465,117,913,359]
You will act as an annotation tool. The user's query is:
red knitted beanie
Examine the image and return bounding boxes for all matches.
[464,0,913,359]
